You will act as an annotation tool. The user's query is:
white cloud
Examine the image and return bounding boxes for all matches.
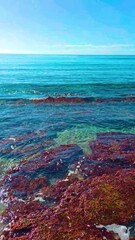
[49,43,134,49]
[0,43,134,54]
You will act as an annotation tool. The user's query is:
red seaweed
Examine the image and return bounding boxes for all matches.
[1,132,135,240]
[89,132,135,165]
[1,169,135,239]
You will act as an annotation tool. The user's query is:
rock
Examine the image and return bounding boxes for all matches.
[1,169,135,239]
[89,132,135,165]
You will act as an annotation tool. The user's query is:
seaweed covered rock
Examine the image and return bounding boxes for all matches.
[0,144,83,202]
[89,132,135,165]
[1,201,114,240]
[1,169,135,240]
[19,144,84,180]
[1,132,135,240]
[55,169,135,225]
[31,96,88,104]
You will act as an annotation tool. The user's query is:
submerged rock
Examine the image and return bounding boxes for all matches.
[54,125,135,155]
[89,132,135,165]
[0,144,84,202]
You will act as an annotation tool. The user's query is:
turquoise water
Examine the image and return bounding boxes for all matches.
[0,55,135,167]
[0,54,135,172]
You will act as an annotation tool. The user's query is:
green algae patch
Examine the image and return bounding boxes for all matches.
[54,125,135,154]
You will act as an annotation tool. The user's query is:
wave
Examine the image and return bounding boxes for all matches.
[1,95,135,105]
[0,83,134,100]
[0,82,135,86]
[31,96,135,103]
[31,96,90,103]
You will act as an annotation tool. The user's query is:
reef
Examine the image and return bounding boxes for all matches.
[5,96,135,107]
[31,96,88,104]
[0,132,135,240]
[30,96,135,104]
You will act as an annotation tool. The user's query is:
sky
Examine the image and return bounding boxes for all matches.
[0,0,135,54]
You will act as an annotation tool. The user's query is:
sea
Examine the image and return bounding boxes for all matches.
[0,54,135,238]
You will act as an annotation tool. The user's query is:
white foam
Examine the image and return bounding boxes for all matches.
[96,224,132,240]
[34,196,45,202]
[9,138,16,142]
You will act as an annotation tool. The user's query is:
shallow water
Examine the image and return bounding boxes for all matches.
[0,54,135,239]
[0,55,135,171]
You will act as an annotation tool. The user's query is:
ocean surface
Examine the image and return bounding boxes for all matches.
[0,54,135,239]
[0,55,135,148]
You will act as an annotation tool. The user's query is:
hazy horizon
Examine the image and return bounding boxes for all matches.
[1,53,135,56]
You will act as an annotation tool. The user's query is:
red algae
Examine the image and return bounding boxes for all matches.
[72,161,122,179]
[30,96,135,104]
[1,168,135,240]
[96,96,135,103]
[89,132,135,164]
[13,144,84,188]
[6,96,135,106]
[0,144,83,202]
[10,176,48,199]
[1,199,113,240]
[31,96,87,104]
[1,133,135,240]
[54,169,135,225]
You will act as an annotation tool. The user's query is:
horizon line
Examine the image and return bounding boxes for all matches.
[0,53,135,56]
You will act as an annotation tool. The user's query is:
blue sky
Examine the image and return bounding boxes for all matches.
[0,0,135,54]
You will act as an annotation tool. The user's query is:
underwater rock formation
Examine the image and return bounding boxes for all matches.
[89,132,135,164]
